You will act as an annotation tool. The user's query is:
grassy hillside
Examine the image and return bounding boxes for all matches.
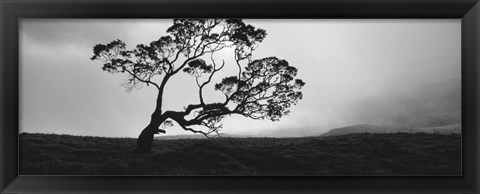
[20,133,461,175]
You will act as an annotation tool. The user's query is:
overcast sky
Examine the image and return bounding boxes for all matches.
[19,19,461,138]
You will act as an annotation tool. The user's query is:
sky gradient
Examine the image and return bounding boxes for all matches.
[20,19,461,138]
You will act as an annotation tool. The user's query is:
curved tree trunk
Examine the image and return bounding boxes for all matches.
[135,112,166,153]
[134,73,171,153]
[135,125,157,153]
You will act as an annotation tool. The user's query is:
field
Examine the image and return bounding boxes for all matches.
[19,133,461,175]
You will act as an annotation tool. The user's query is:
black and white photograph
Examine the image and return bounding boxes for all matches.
[19,19,461,175]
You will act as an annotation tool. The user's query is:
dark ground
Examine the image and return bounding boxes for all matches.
[19,133,461,175]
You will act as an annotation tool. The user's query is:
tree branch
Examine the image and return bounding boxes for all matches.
[123,67,160,89]
[198,55,225,105]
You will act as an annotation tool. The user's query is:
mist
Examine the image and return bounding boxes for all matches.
[20,19,461,138]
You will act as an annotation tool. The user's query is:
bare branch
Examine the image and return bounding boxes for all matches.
[198,55,225,105]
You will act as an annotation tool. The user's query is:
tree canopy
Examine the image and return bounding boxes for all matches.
[91,19,305,138]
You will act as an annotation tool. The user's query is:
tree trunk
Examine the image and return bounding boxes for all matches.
[135,76,170,153]
[135,126,156,153]
[135,114,165,153]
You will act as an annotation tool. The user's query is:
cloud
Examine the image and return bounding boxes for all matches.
[20,19,461,137]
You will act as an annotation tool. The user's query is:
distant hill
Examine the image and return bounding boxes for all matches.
[320,123,460,136]
[321,124,417,136]
[342,78,461,129]
[154,133,248,140]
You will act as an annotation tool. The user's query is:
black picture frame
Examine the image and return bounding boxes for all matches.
[1,0,479,193]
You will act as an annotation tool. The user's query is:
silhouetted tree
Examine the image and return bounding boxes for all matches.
[91,19,305,153]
